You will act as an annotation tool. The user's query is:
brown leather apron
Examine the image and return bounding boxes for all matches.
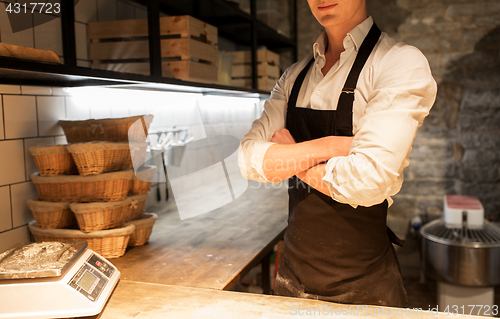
[274,23,408,307]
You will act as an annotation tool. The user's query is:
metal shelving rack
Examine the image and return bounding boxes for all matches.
[0,0,297,96]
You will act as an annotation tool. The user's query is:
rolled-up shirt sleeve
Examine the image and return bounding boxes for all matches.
[322,45,437,207]
[238,68,290,183]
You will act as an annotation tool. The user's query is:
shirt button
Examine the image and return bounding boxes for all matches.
[316,91,320,95]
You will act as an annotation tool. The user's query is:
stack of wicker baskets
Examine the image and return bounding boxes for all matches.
[27,115,158,259]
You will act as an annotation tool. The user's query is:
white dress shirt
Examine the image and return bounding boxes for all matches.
[238,17,437,207]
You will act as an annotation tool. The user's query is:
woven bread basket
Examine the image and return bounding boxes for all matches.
[29,145,77,176]
[129,166,156,195]
[128,192,150,219]
[29,221,135,259]
[27,198,76,229]
[59,115,153,143]
[127,213,158,246]
[31,170,133,202]
[67,142,131,176]
[70,198,138,233]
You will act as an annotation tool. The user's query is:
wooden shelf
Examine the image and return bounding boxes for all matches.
[149,0,295,48]
[0,56,269,97]
[0,0,295,96]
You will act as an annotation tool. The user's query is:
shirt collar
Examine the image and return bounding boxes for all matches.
[313,16,374,59]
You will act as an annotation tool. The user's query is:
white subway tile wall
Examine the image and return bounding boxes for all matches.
[0,186,12,233]
[0,0,261,252]
[54,135,68,145]
[66,96,91,119]
[129,105,148,117]
[0,85,261,252]
[111,107,130,119]
[3,95,38,139]
[37,96,66,136]
[0,86,73,250]
[90,104,112,119]
[52,87,70,96]
[0,85,21,95]
[10,181,38,228]
[0,226,31,255]
[21,86,52,96]
[0,140,26,186]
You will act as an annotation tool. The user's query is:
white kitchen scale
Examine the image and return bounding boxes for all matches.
[0,241,120,319]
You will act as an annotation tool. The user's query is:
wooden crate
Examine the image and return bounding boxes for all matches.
[88,15,218,83]
[232,63,280,79]
[231,49,280,65]
[231,77,277,92]
[92,60,217,84]
[230,49,280,91]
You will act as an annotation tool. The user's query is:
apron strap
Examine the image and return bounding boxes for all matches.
[340,23,382,95]
[287,58,315,110]
[337,22,382,120]
[335,23,382,135]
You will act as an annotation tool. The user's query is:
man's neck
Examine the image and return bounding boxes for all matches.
[322,14,369,74]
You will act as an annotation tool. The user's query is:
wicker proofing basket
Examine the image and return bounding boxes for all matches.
[129,166,156,195]
[29,145,77,176]
[70,198,138,232]
[67,142,131,175]
[127,213,158,246]
[128,192,150,219]
[31,170,133,202]
[27,198,76,229]
[29,221,135,259]
[58,115,154,143]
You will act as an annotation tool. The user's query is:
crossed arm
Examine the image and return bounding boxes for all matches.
[239,45,437,207]
[263,128,353,196]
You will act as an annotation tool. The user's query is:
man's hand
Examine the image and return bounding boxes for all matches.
[271,128,296,144]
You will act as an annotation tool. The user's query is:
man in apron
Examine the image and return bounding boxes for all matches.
[238,0,437,307]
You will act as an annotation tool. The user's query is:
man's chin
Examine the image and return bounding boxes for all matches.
[317,15,343,29]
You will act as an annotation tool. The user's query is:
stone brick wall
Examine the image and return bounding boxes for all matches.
[388,0,500,232]
[296,0,500,235]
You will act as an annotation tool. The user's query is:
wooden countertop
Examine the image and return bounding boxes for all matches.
[111,181,288,290]
[94,280,480,319]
